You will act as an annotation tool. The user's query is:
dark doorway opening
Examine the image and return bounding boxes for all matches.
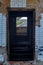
[7,8,35,61]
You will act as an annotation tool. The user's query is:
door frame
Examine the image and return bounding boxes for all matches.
[6,7,35,61]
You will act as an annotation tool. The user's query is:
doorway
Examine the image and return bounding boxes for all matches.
[7,8,35,61]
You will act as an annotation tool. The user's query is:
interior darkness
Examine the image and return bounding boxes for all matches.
[7,10,35,61]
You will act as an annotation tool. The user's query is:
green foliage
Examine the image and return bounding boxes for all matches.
[16,21,22,25]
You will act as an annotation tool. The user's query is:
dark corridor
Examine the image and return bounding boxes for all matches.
[7,9,35,61]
